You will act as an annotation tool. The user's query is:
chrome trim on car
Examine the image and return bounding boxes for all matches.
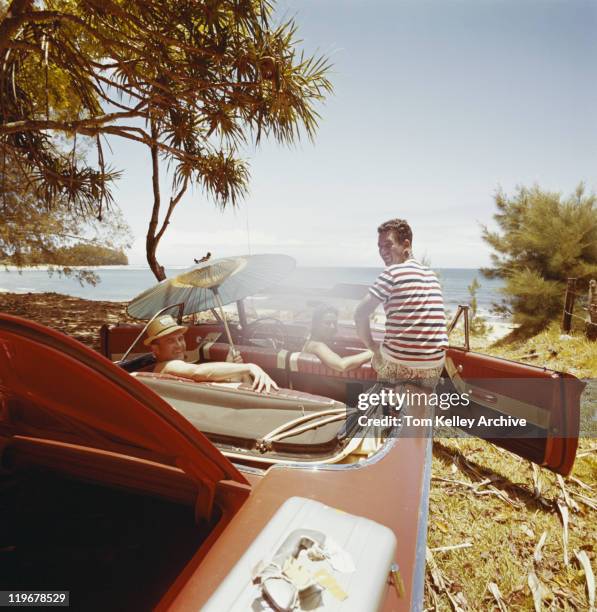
[411,436,433,610]
[266,430,399,473]
[235,463,266,477]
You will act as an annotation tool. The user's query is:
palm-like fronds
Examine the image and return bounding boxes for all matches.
[1,0,332,278]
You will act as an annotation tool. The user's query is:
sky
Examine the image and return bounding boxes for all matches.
[106,0,597,268]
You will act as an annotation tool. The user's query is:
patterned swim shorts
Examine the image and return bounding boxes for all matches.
[372,352,443,390]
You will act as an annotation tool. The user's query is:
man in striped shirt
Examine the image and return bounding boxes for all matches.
[354,218,448,387]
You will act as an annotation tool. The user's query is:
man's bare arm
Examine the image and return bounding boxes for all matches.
[354,294,381,351]
[161,360,278,392]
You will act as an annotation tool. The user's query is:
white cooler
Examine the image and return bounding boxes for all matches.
[202,496,397,611]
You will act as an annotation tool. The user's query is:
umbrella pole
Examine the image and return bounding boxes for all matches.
[211,288,240,360]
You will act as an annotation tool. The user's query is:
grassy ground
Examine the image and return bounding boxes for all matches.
[484,323,597,379]
[426,438,596,610]
[425,323,596,610]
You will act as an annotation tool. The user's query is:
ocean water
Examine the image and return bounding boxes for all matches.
[0,265,505,322]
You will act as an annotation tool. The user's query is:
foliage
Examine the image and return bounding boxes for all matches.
[0,147,131,284]
[0,0,332,279]
[5,243,128,266]
[467,277,492,337]
[482,184,597,332]
[59,244,127,265]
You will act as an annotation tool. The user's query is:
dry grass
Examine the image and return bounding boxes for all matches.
[484,322,597,379]
[426,324,596,610]
[426,437,596,610]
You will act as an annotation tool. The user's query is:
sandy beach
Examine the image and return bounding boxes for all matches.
[0,292,137,352]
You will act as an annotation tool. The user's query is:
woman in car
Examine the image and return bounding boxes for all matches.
[303,304,373,372]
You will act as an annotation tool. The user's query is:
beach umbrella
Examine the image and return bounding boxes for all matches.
[127,254,296,352]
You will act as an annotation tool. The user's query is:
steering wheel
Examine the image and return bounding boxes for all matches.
[244,317,288,351]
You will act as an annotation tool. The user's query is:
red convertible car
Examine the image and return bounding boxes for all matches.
[0,302,584,611]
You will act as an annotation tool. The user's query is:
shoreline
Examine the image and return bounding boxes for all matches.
[0,268,507,331]
[2,263,490,271]
[1,264,136,271]
[0,290,518,368]
[0,290,517,345]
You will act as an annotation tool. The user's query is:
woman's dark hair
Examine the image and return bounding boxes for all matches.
[311,303,338,332]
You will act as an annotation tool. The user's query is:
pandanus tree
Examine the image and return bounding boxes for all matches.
[0,0,332,279]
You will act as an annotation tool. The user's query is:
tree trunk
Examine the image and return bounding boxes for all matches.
[146,118,166,281]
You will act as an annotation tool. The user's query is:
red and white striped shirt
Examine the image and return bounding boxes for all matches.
[369,259,448,368]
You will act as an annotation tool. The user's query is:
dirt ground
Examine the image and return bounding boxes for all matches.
[1,292,595,610]
[0,291,137,352]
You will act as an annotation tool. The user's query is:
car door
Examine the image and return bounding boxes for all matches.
[443,309,584,475]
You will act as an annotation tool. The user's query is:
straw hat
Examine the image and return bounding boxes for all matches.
[143,315,187,346]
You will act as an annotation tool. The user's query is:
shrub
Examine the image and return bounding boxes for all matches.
[482,184,597,332]
[467,277,492,337]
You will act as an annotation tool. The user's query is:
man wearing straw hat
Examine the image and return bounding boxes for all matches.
[144,315,278,393]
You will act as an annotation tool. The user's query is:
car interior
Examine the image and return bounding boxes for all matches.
[0,463,213,611]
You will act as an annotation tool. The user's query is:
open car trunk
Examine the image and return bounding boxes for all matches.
[0,464,215,611]
[0,315,253,608]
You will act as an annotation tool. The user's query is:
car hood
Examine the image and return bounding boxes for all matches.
[0,314,248,492]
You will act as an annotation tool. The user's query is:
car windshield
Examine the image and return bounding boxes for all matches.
[239,285,386,329]
[173,265,390,330]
